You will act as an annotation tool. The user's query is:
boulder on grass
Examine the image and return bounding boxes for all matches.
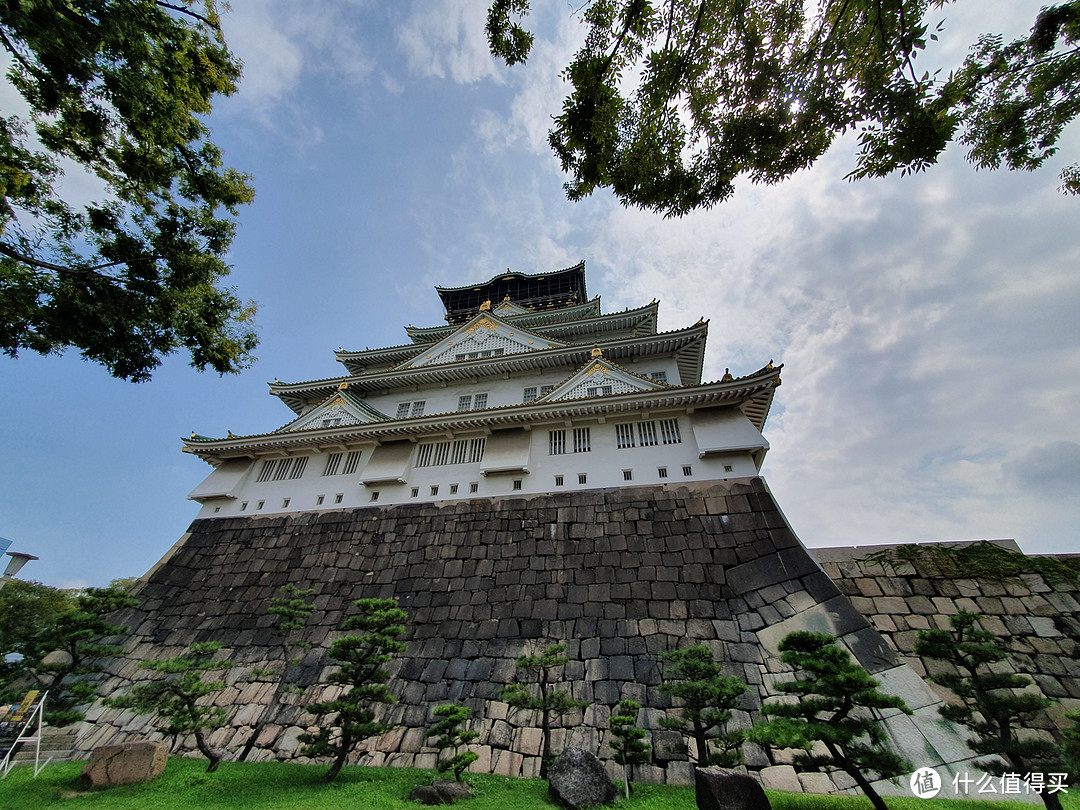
[547,748,617,809]
[81,740,169,787]
[409,779,474,805]
[695,766,772,810]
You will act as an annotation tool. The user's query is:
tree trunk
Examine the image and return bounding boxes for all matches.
[1040,790,1064,810]
[323,727,352,783]
[193,729,220,773]
[845,765,888,810]
[540,707,552,778]
[623,764,631,800]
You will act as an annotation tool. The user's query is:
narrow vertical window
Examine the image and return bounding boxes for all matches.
[616,423,635,449]
[342,451,362,475]
[323,452,342,476]
[289,456,308,479]
[660,418,682,444]
[256,460,275,483]
[658,467,668,479]
[549,429,566,455]
[281,498,290,508]
[450,483,459,494]
[512,479,522,490]
[240,501,248,511]
[411,487,419,497]
[637,421,658,447]
[623,470,633,481]
[554,475,564,486]
[335,493,344,504]
[473,393,488,409]
[573,427,591,453]
[682,465,693,476]
[430,485,439,496]
[370,491,380,502]
[470,482,479,493]
[577,473,587,484]
[316,495,324,505]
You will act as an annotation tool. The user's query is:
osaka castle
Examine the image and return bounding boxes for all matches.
[82,261,999,794]
[183,262,782,514]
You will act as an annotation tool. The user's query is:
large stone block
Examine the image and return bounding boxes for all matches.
[81,740,168,787]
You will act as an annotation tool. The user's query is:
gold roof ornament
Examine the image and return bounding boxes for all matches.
[591,344,603,358]
[338,381,349,390]
[479,299,492,312]
[766,360,774,370]
[722,368,734,382]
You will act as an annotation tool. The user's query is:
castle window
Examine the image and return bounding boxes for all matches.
[682,465,693,476]
[615,423,635,449]
[430,485,439,496]
[411,487,419,497]
[540,385,555,397]
[577,473,587,484]
[549,429,566,455]
[396,400,425,418]
[335,493,343,503]
[416,438,486,468]
[724,464,734,472]
[321,415,342,427]
[342,451,362,475]
[240,501,248,511]
[585,385,613,397]
[637,421,658,447]
[513,479,522,490]
[411,401,425,417]
[323,453,342,476]
[316,495,324,505]
[458,394,472,411]
[370,491,380,502]
[659,418,682,444]
[256,459,275,483]
[396,402,411,418]
[470,482,479,493]
[650,371,668,383]
[281,498,290,508]
[523,387,538,403]
[257,500,265,510]
[554,475,564,486]
[573,427,591,453]
[473,393,488,409]
[288,456,309,479]
[658,467,668,479]
[623,469,633,481]
[494,348,505,356]
[450,483,459,495]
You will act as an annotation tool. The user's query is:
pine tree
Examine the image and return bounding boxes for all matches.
[500,642,588,778]
[428,704,480,782]
[237,584,316,761]
[105,642,233,772]
[916,611,1066,810]
[299,597,407,783]
[657,645,747,767]
[609,699,650,799]
[749,632,911,810]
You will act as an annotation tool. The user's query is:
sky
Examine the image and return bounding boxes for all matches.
[1,1,1077,589]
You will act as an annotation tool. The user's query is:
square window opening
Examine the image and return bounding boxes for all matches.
[370,491,380,502]
[578,473,587,485]
[623,469,633,481]
[682,465,693,476]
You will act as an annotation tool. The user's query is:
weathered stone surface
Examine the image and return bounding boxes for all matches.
[409,779,475,805]
[548,748,618,809]
[81,741,168,787]
[695,766,771,810]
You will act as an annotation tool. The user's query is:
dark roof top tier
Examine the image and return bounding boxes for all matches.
[437,262,587,324]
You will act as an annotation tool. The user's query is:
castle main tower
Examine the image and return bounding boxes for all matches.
[184,262,780,515]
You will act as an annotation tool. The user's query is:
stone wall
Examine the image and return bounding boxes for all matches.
[74,480,1073,796]
[812,543,1080,739]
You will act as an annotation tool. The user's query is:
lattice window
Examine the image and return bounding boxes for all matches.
[411,401,425,417]
[256,459,275,483]
[616,423,635,449]
[658,467,668,478]
[585,385,613,397]
[272,459,292,481]
[623,469,633,481]
[342,451,362,475]
[650,371,668,383]
[573,427,591,453]
[523,387,538,403]
[415,438,485,468]
[660,418,682,444]
[288,457,308,480]
[549,430,566,455]
[578,473,587,484]
[473,393,488,409]
[458,395,472,411]
[396,402,411,418]
[638,421,658,447]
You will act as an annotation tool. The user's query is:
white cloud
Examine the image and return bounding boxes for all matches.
[397,0,499,84]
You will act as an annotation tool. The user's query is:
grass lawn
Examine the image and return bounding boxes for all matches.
[0,759,1075,810]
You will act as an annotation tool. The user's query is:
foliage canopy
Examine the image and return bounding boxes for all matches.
[0,0,256,381]
[915,611,1066,810]
[488,0,1080,216]
[106,641,234,772]
[0,581,137,727]
[657,644,746,767]
[299,597,407,783]
[749,632,911,810]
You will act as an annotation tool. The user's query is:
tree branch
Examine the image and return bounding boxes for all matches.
[155,2,221,31]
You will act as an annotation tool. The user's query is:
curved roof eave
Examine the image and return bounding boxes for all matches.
[185,366,781,462]
[270,321,708,415]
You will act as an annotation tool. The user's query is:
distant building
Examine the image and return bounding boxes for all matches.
[184,262,782,514]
